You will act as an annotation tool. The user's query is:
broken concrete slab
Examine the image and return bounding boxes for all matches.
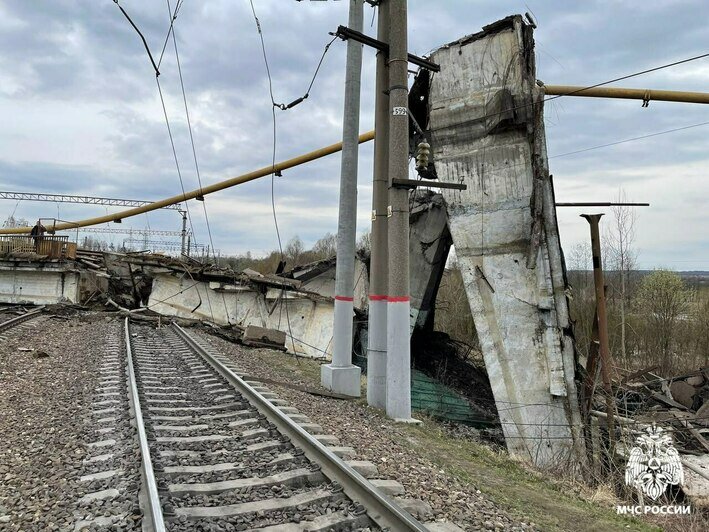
[148,273,333,359]
[409,191,452,333]
[670,380,696,409]
[0,260,81,305]
[681,454,709,508]
[242,325,286,350]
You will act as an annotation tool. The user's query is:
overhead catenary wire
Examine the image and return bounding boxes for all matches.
[167,0,213,257]
[113,0,224,325]
[111,0,199,251]
[247,0,340,356]
[155,77,199,255]
[164,0,231,323]
[542,49,709,100]
[112,0,161,75]
[412,117,709,191]
[157,0,184,70]
[249,0,337,112]
[0,132,375,235]
[426,49,709,135]
[106,9,709,443]
[549,120,709,159]
[531,51,709,120]
[248,0,297,354]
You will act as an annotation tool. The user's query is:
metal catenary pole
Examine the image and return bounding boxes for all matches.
[385,0,413,421]
[180,210,188,256]
[322,0,364,398]
[581,214,615,454]
[367,0,390,409]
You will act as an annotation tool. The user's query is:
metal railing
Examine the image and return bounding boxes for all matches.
[0,235,75,260]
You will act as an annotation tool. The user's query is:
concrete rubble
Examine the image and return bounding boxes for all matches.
[0,15,585,470]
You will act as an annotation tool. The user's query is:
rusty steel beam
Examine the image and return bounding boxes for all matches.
[581,213,615,454]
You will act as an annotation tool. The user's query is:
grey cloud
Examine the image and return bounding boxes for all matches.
[0,0,707,267]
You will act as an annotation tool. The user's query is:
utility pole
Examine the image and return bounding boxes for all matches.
[367,0,390,409]
[386,0,413,421]
[322,0,364,397]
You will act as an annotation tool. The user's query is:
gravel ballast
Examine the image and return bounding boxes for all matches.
[0,313,138,531]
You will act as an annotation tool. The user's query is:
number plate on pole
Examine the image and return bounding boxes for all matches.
[392,107,408,116]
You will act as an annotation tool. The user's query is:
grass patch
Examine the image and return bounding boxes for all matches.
[398,421,656,531]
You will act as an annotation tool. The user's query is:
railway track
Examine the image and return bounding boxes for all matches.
[122,318,427,531]
[0,306,45,338]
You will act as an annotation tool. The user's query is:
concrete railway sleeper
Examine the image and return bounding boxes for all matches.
[120,318,428,532]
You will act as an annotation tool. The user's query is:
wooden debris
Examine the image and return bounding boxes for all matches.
[672,411,709,454]
[620,365,659,385]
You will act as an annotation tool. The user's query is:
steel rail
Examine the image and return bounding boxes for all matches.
[0,307,45,333]
[124,318,166,532]
[172,323,428,532]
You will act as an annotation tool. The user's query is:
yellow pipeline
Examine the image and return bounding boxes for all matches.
[543,85,709,104]
[1,131,376,234]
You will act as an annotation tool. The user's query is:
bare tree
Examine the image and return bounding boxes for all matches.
[3,215,29,228]
[356,231,371,254]
[694,295,709,368]
[284,236,304,267]
[565,240,595,360]
[312,232,337,259]
[605,189,637,360]
[566,240,592,271]
[434,259,478,347]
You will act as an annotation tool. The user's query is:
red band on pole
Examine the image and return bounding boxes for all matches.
[334,295,354,302]
[387,296,410,302]
[369,294,388,301]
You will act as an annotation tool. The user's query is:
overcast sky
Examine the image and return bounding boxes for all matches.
[0,0,707,269]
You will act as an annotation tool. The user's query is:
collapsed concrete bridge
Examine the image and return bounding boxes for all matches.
[0,15,585,468]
